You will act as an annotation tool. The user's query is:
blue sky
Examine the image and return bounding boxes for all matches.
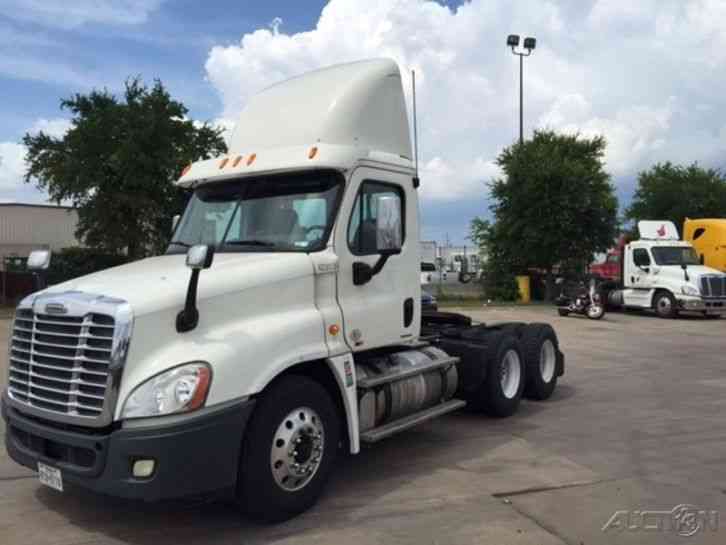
[2,0,726,245]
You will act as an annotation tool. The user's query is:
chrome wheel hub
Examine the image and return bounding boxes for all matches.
[270,407,324,492]
[539,339,556,383]
[500,349,522,399]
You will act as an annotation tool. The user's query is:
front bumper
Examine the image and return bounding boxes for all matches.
[2,393,255,501]
[677,296,726,313]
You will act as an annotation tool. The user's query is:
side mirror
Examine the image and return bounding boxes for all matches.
[28,249,51,292]
[28,249,51,271]
[186,244,214,270]
[375,195,402,253]
[177,245,214,333]
[172,214,181,234]
[353,196,402,286]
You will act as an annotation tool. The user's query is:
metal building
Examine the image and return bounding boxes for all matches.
[0,203,79,269]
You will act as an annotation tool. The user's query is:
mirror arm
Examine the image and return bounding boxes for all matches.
[353,249,401,286]
[370,253,392,277]
[176,269,201,333]
[32,271,47,292]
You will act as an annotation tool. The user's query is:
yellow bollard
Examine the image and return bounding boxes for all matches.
[516,275,531,303]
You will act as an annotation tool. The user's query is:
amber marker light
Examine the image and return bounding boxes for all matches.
[246,153,257,166]
[219,158,229,169]
[188,365,212,411]
[328,324,340,336]
[308,146,318,159]
[232,155,243,167]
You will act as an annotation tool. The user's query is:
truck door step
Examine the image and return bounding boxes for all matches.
[356,356,459,389]
[360,399,466,443]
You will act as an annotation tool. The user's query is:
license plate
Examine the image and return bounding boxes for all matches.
[38,462,63,492]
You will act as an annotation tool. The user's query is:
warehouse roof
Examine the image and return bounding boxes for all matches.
[0,202,73,210]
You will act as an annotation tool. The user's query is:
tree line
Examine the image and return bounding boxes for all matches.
[20,78,726,296]
[472,130,726,301]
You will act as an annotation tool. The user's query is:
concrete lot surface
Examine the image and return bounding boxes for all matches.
[1,307,725,544]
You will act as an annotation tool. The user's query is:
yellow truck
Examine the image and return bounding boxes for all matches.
[683,218,726,272]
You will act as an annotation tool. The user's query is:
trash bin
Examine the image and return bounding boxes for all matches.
[516,275,531,303]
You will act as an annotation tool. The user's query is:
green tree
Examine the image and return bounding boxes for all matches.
[487,130,619,300]
[626,162,726,235]
[23,78,227,258]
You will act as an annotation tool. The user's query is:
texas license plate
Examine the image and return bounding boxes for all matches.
[38,462,63,492]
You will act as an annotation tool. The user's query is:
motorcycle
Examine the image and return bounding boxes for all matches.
[555,276,605,320]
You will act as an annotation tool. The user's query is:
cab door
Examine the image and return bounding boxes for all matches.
[334,166,419,351]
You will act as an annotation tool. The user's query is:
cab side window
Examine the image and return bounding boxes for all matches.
[347,181,404,255]
[633,248,651,267]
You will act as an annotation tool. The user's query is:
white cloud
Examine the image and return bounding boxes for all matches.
[2,0,165,29]
[538,95,677,175]
[0,142,27,191]
[0,118,72,198]
[203,0,726,208]
[30,118,73,139]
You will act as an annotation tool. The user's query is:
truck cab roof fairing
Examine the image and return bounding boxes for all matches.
[228,58,413,160]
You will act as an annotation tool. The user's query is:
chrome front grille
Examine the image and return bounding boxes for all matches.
[6,292,133,427]
[8,310,114,417]
[700,275,726,298]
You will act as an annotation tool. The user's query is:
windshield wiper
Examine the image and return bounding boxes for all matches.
[225,239,277,248]
[170,240,193,248]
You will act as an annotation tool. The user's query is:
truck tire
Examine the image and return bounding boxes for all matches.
[654,291,678,319]
[236,375,340,522]
[466,334,524,417]
[521,324,559,400]
[557,308,569,317]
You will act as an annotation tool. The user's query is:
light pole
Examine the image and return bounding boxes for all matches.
[507,34,536,144]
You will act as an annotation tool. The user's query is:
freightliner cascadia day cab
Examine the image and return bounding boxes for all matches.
[600,221,726,318]
[3,59,566,522]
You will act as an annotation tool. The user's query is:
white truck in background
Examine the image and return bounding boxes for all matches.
[600,221,726,318]
[3,59,565,522]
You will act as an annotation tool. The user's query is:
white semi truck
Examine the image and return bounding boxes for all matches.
[601,221,726,318]
[3,59,565,522]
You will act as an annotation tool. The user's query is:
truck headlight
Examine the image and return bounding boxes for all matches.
[121,362,212,419]
[681,285,699,296]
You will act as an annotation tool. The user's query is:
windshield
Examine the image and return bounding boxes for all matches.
[651,246,700,266]
[169,171,342,253]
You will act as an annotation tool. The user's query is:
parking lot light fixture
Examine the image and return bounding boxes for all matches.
[507,34,537,144]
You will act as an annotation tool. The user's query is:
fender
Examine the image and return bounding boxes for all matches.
[326,354,360,454]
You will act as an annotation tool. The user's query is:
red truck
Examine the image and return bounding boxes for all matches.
[590,236,627,281]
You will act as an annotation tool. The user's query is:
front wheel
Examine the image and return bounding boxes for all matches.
[236,375,340,522]
[586,304,605,320]
[654,291,678,319]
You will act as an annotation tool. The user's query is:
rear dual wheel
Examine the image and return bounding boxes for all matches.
[467,334,525,417]
[521,324,559,401]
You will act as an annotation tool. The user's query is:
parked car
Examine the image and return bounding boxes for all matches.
[422,289,438,311]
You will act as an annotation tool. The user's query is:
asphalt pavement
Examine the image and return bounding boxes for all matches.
[1,306,725,544]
